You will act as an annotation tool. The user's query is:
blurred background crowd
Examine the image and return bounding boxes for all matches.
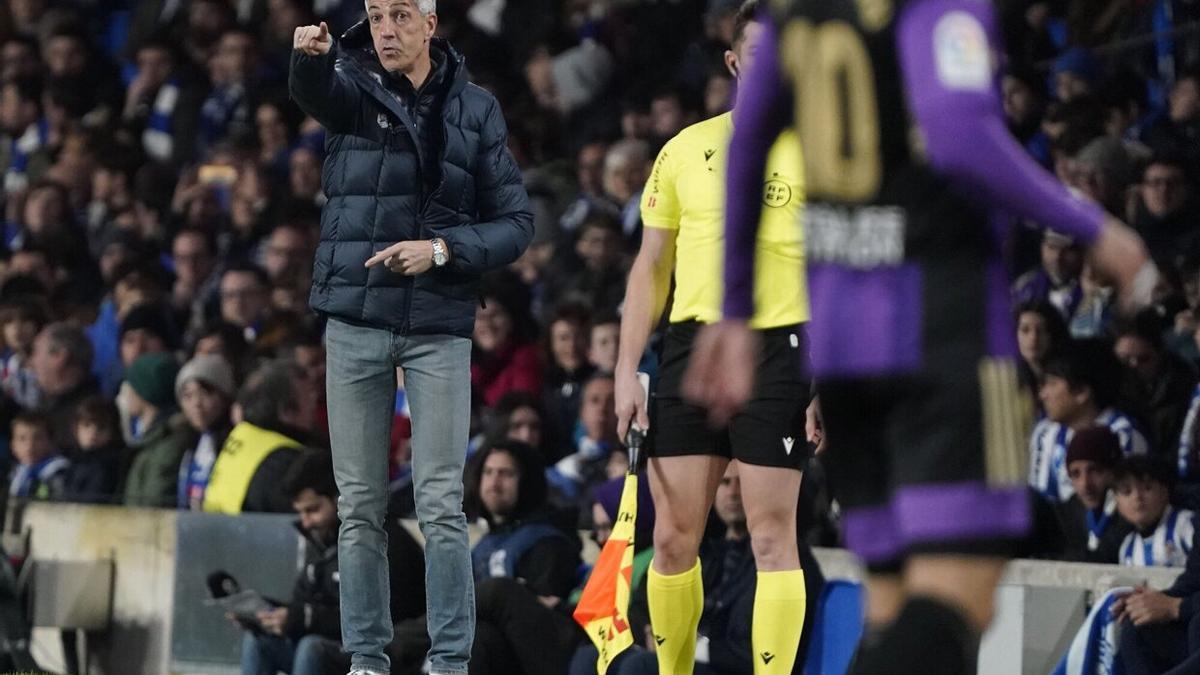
[3,0,1200,672]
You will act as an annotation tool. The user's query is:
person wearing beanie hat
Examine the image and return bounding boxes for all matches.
[174,355,236,510]
[175,353,236,402]
[121,352,192,508]
[1054,425,1133,563]
[1053,47,1099,103]
[119,303,179,370]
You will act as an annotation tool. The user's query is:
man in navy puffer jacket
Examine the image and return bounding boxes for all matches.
[289,3,532,674]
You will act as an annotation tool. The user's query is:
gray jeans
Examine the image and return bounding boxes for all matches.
[325,318,474,675]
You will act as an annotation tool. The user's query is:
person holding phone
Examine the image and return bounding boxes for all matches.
[238,450,426,675]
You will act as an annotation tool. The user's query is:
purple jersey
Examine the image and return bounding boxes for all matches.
[724,0,1107,376]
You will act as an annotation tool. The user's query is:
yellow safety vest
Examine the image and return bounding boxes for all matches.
[202,422,302,514]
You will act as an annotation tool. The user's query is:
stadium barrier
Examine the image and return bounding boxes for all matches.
[16,502,1184,675]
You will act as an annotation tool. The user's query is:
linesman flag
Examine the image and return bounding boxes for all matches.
[573,373,649,674]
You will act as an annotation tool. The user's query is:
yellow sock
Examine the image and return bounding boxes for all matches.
[647,559,703,675]
[752,568,808,675]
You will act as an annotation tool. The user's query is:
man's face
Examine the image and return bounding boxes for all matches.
[1040,238,1083,285]
[44,35,86,77]
[575,225,620,271]
[591,502,613,547]
[1039,374,1087,423]
[1067,460,1113,510]
[256,103,288,149]
[173,232,215,290]
[1141,163,1189,218]
[2,41,39,81]
[603,152,647,205]
[480,450,520,519]
[1003,75,1038,127]
[577,143,608,197]
[589,323,619,373]
[714,463,745,529]
[1115,335,1160,383]
[650,96,685,140]
[473,302,513,353]
[289,149,322,199]
[120,328,166,368]
[264,227,314,283]
[731,21,765,81]
[1170,77,1200,123]
[220,271,268,328]
[213,32,256,84]
[366,0,437,74]
[293,488,338,539]
[580,377,617,443]
[506,406,541,448]
[180,379,228,432]
[293,344,327,407]
[1055,72,1090,103]
[1071,162,1119,209]
[1115,476,1170,530]
[549,319,584,371]
[9,251,54,290]
[136,46,173,90]
[0,84,31,135]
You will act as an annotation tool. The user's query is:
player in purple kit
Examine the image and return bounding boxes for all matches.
[683,1,1156,673]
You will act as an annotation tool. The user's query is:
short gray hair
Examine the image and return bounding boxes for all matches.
[237,360,301,431]
[41,322,93,371]
[365,0,436,14]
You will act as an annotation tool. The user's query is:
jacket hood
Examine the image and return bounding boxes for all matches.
[337,21,467,98]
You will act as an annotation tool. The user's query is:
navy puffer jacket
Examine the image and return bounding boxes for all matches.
[288,22,532,336]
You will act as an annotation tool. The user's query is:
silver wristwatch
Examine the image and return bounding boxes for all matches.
[431,239,448,267]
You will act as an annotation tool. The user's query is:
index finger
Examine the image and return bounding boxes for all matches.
[365,250,391,267]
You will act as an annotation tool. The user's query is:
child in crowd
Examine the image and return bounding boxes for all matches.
[1115,456,1194,567]
[9,412,69,500]
[63,395,124,504]
[0,301,46,409]
[587,312,620,374]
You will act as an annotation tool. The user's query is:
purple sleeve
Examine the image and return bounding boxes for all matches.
[722,17,792,321]
[897,0,1105,244]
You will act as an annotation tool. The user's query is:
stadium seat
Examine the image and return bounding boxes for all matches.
[803,580,864,675]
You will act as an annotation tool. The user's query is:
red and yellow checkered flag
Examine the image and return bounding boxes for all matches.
[572,470,638,674]
[573,388,648,675]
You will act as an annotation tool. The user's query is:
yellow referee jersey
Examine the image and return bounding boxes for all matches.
[641,112,807,329]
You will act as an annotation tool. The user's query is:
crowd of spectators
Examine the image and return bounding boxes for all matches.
[4,0,1200,672]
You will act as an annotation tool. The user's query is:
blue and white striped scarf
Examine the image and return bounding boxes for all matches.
[1052,586,1130,675]
[1178,384,1200,478]
[142,78,181,162]
[4,118,50,193]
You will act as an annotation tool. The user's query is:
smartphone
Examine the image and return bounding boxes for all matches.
[198,164,238,212]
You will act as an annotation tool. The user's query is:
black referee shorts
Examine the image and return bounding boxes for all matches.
[648,320,810,470]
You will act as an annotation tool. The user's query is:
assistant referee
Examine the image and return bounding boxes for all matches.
[613,3,812,673]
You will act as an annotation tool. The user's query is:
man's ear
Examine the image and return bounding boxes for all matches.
[724,49,739,79]
[426,12,438,41]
